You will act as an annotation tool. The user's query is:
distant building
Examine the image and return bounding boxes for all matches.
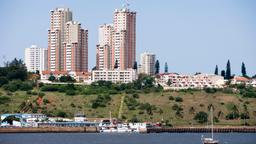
[139,52,156,75]
[47,7,88,72]
[40,71,91,83]
[112,8,136,70]
[24,45,47,73]
[96,24,113,70]
[74,113,87,122]
[158,73,225,89]
[230,76,250,85]
[96,8,136,71]
[64,21,88,72]
[92,69,137,83]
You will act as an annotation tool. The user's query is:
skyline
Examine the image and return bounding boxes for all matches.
[0,0,255,75]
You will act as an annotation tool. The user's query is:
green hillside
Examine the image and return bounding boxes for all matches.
[1,86,256,126]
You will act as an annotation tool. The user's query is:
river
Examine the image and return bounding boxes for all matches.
[0,133,255,144]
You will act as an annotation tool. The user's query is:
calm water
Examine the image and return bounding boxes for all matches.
[0,133,255,144]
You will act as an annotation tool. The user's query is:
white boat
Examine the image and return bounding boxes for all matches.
[201,106,219,144]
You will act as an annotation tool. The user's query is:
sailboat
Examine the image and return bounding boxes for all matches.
[201,106,219,144]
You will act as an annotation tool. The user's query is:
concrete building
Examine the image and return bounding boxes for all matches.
[25,45,48,73]
[96,24,113,70]
[96,44,111,70]
[96,8,136,71]
[48,7,72,71]
[64,21,88,72]
[140,52,156,75]
[40,71,91,83]
[47,7,88,73]
[92,69,136,83]
[112,8,136,70]
[157,73,225,89]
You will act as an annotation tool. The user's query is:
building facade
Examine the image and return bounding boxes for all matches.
[92,69,136,83]
[112,8,136,70]
[64,21,88,72]
[140,52,156,75]
[158,73,225,89]
[48,8,72,71]
[25,45,48,73]
[96,8,136,71]
[96,24,113,70]
[47,7,88,72]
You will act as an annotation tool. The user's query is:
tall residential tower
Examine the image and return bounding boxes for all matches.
[140,52,156,75]
[96,7,136,70]
[25,45,48,73]
[47,7,88,72]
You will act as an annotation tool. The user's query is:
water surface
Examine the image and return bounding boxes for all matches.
[0,133,255,144]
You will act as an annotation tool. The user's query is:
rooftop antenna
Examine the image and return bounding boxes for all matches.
[122,0,130,9]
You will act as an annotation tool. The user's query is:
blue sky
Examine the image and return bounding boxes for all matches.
[0,0,255,75]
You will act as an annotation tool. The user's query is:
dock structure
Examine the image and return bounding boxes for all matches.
[147,127,256,133]
[0,127,99,133]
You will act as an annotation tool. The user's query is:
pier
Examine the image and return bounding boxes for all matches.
[0,127,99,133]
[147,127,256,133]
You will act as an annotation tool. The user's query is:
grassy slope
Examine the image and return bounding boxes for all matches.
[0,88,256,126]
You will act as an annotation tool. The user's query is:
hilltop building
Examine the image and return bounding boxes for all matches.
[24,45,48,73]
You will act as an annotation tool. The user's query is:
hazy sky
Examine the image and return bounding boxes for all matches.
[0,0,255,75]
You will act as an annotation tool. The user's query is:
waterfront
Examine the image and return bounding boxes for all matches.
[0,133,255,144]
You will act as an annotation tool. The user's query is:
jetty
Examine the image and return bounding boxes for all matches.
[147,127,256,133]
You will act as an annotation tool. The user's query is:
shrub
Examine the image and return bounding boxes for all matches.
[225,112,239,120]
[57,111,67,118]
[91,94,112,109]
[20,82,33,91]
[194,111,208,123]
[169,96,174,100]
[66,90,76,96]
[41,85,59,92]
[0,96,11,104]
[175,96,183,102]
[70,103,76,108]
[3,83,18,92]
[0,77,8,87]
[240,113,250,119]
[172,104,179,111]
[38,92,45,97]
[132,93,139,99]
[204,88,217,93]
[26,90,32,95]
[43,99,50,104]
[31,91,38,95]
[125,96,139,110]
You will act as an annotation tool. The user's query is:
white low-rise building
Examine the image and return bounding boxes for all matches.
[92,69,137,83]
[40,71,91,83]
[158,73,225,89]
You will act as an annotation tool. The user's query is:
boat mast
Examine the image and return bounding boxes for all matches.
[211,106,214,140]
[109,111,112,124]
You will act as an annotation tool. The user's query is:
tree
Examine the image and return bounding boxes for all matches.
[194,111,208,123]
[214,65,218,75]
[225,60,231,80]
[0,76,8,87]
[221,70,225,77]
[4,58,28,81]
[241,62,247,77]
[252,75,256,79]
[92,66,97,71]
[48,74,56,81]
[164,62,168,73]
[155,60,160,74]
[114,60,118,69]
[133,61,138,70]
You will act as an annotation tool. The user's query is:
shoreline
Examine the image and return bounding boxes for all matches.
[1,126,256,133]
